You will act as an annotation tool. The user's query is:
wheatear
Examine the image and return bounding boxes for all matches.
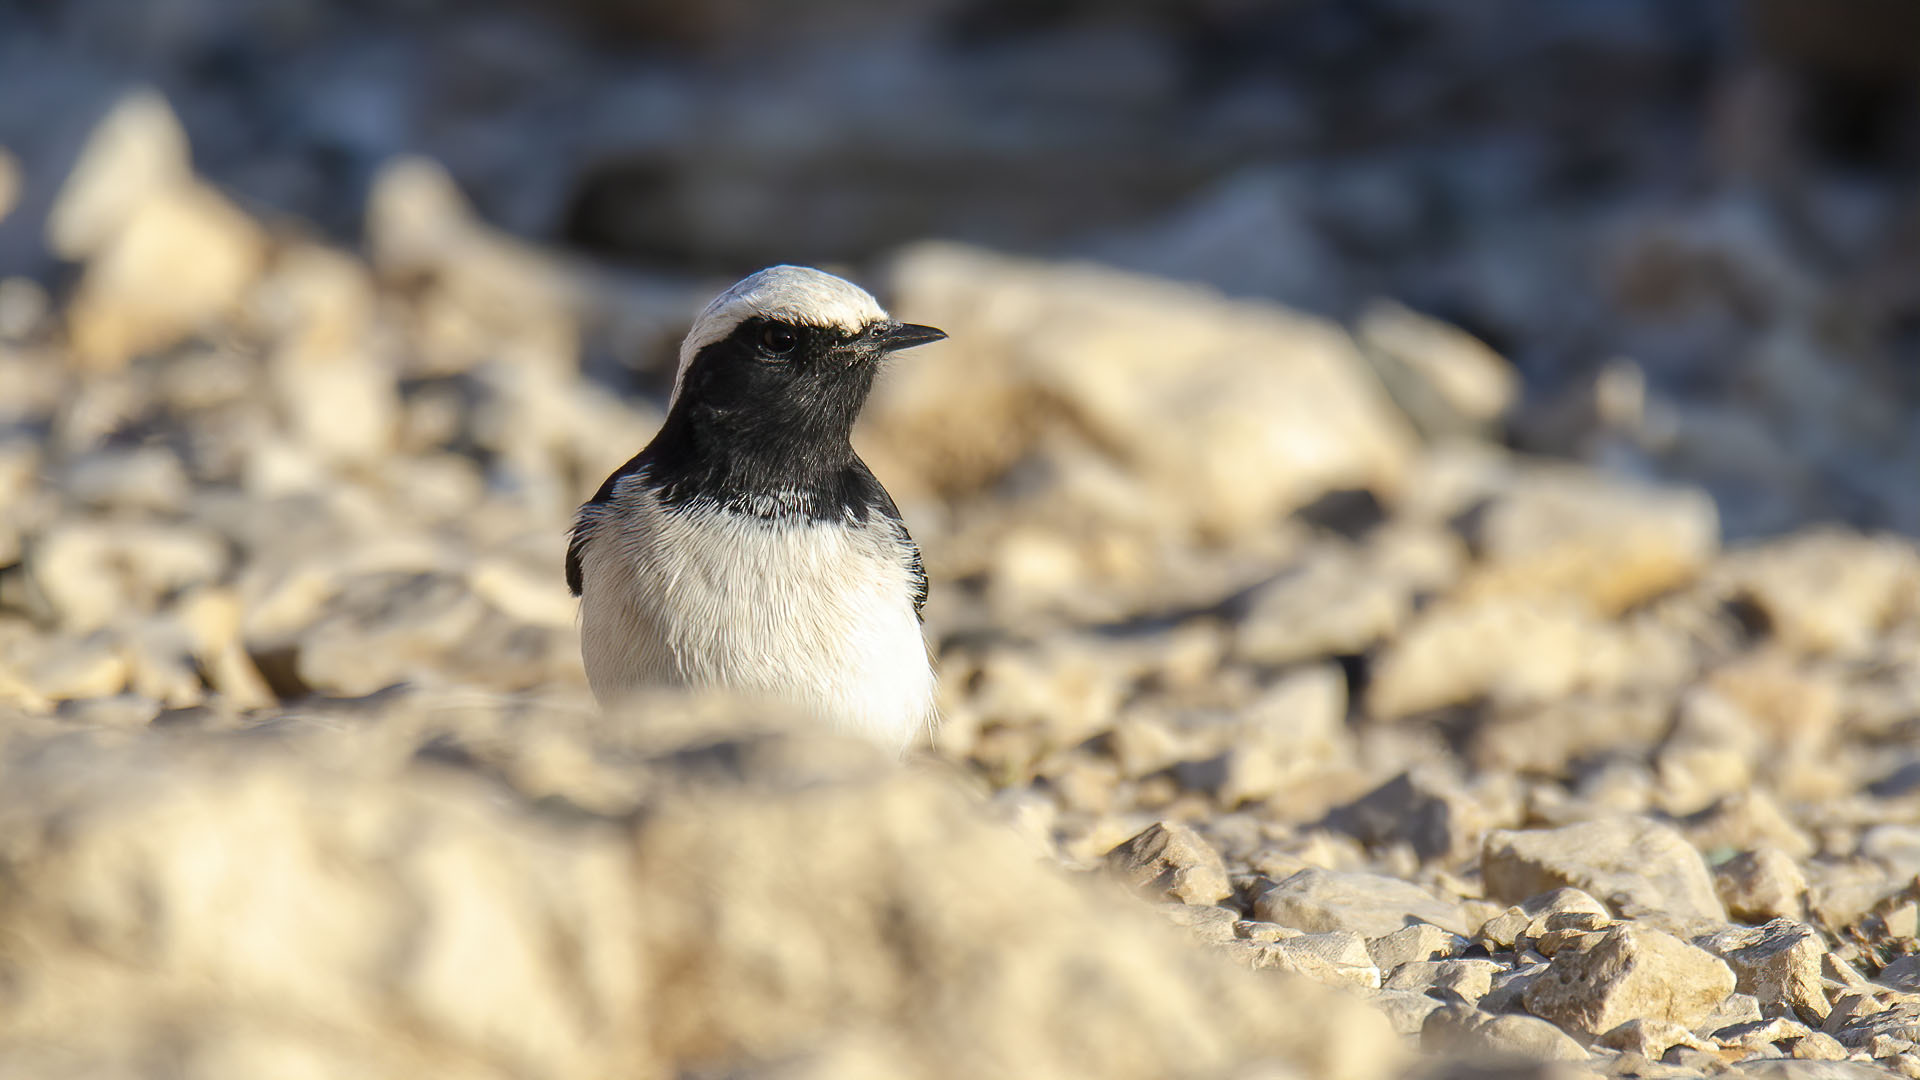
[567,266,944,752]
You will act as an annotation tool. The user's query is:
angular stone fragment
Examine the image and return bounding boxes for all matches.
[1367,595,1660,720]
[1368,923,1468,972]
[1155,901,1238,944]
[28,520,229,633]
[1870,1036,1917,1059]
[1473,907,1531,951]
[1521,887,1613,935]
[1716,847,1810,924]
[1523,924,1736,1038]
[1597,1018,1709,1059]
[1171,663,1349,806]
[1535,927,1607,958]
[1823,992,1887,1037]
[1,630,129,703]
[877,245,1420,536]
[1253,868,1467,938]
[1234,545,1415,666]
[1326,766,1487,863]
[1105,821,1232,905]
[1368,988,1444,1037]
[1421,1003,1588,1062]
[1357,298,1518,437]
[1479,962,1549,1015]
[1660,1046,1730,1073]
[1382,959,1503,1005]
[1483,818,1727,932]
[62,154,268,366]
[1708,529,1920,657]
[1451,465,1719,613]
[1829,1002,1920,1050]
[1788,1031,1850,1060]
[1696,992,1765,1036]
[1713,1016,1809,1050]
[1234,920,1302,944]
[1878,955,1920,993]
[1697,920,1829,1023]
[1240,930,1381,990]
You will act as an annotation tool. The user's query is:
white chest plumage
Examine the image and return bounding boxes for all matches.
[575,480,935,753]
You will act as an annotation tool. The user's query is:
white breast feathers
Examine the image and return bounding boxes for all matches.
[575,483,935,754]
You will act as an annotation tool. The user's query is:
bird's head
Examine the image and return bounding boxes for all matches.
[666,266,945,446]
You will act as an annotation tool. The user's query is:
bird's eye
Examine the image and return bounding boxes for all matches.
[760,324,799,356]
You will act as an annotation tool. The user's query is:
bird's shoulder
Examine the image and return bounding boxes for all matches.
[566,450,651,597]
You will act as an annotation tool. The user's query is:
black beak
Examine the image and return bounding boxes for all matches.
[867,322,947,353]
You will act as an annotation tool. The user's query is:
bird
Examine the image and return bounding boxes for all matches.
[566,265,946,753]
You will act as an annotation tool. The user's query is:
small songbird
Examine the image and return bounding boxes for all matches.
[567,266,945,752]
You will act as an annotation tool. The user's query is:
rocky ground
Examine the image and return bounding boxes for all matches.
[4,80,1920,1080]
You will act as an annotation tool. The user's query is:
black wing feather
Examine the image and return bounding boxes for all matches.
[870,484,927,619]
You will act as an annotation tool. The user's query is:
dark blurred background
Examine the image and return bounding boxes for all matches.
[3,0,1919,538]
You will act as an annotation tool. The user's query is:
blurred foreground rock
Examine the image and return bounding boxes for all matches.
[0,697,1400,1080]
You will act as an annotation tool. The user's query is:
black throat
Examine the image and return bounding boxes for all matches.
[638,404,885,521]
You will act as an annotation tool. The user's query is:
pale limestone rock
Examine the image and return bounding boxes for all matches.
[1357,298,1519,436]
[1695,991,1764,1037]
[46,89,193,260]
[1368,923,1470,973]
[1105,821,1233,905]
[1478,962,1550,1015]
[1239,930,1381,990]
[0,716,1405,1080]
[367,155,600,351]
[28,520,229,633]
[1254,867,1467,938]
[61,446,192,512]
[1382,959,1503,1005]
[1713,1016,1816,1054]
[1367,594,1691,720]
[877,243,1419,536]
[1716,848,1810,925]
[0,629,128,703]
[1421,1003,1588,1062]
[1369,988,1445,1037]
[1788,1031,1851,1061]
[1173,662,1349,806]
[260,245,398,468]
[1697,920,1830,1023]
[285,570,490,696]
[1234,543,1415,666]
[1156,900,1239,945]
[1709,529,1920,658]
[68,185,266,368]
[1523,925,1736,1039]
[1453,465,1719,614]
[1328,766,1489,863]
[48,94,267,369]
[1598,1018,1711,1059]
[1482,818,1727,932]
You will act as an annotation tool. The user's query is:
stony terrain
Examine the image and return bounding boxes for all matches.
[4,83,1920,1080]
